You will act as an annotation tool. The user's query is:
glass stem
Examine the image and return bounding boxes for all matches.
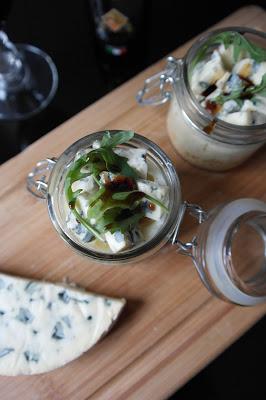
[0,30,25,93]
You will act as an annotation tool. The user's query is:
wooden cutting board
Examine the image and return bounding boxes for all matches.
[1,6,266,400]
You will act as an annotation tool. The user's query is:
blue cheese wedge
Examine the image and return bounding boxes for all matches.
[0,273,125,375]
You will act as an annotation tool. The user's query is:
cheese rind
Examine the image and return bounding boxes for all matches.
[0,273,125,375]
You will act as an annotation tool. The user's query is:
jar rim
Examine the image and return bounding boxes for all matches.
[47,130,181,263]
[182,26,266,142]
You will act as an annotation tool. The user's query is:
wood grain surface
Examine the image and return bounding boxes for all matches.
[1,6,266,400]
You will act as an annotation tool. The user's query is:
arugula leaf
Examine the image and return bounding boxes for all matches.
[190,31,266,74]
[96,208,126,232]
[112,191,143,201]
[189,32,234,73]
[112,190,169,212]
[87,148,139,179]
[144,193,169,212]
[213,89,243,105]
[213,73,266,105]
[65,155,89,203]
[101,131,135,148]
[88,187,106,207]
[109,210,145,234]
[71,207,103,242]
[247,73,266,96]
[232,33,266,63]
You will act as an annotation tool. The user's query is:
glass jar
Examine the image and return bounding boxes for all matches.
[27,130,266,306]
[137,27,266,171]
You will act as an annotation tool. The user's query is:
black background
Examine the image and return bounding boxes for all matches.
[1,1,266,398]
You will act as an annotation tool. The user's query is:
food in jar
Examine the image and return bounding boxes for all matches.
[0,272,125,375]
[65,131,169,253]
[190,31,266,125]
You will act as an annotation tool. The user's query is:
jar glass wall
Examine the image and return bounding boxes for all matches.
[47,131,182,264]
[138,27,266,171]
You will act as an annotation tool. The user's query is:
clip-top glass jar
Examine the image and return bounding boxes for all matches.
[137,27,266,171]
[27,130,266,306]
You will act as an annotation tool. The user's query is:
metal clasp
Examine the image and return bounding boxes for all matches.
[27,158,57,199]
[172,201,207,257]
[136,56,181,106]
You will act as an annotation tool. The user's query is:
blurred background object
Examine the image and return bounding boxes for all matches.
[0,30,57,121]
[1,0,265,163]
[1,1,266,399]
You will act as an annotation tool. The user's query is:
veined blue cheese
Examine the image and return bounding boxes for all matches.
[105,231,131,253]
[66,212,93,242]
[0,273,125,375]
[104,229,142,253]
[191,50,226,95]
[137,179,168,221]
[114,148,148,179]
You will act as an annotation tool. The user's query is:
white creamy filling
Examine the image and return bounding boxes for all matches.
[167,96,261,171]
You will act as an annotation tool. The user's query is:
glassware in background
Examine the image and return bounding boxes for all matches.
[0,30,58,120]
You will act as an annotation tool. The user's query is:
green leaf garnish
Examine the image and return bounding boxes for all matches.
[71,207,104,242]
[112,191,169,212]
[189,32,234,73]
[85,131,139,180]
[213,73,266,105]
[65,155,89,204]
[109,209,146,234]
[101,130,134,148]
[247,73,266,96]
[231,33,266,63]
[213,89,243,105]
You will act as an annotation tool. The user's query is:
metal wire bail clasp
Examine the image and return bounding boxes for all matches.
[172,201,207,257]
[136,56,181,106]
[27,158,57,199]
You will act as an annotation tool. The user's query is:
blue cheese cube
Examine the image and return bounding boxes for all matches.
[71,175,96,194]
[233,58,253,78]
[216,72,231,90]
[191,50,226,95]
[252,96,266,125]
[137,179,168,221]
[75,193,90,216]
[105,231,131,253]
[92,140,101,149]
[218,44,235,69]
[222,100,241,114]
[66,211,93,242]
[250,61,266,85]
[99,171,117,184]
[222,110,253,125]
[114,148,148,179]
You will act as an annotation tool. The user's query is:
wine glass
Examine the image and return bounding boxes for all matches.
[0,30,58,120]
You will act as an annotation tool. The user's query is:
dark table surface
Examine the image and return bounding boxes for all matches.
[1,1,266,399]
